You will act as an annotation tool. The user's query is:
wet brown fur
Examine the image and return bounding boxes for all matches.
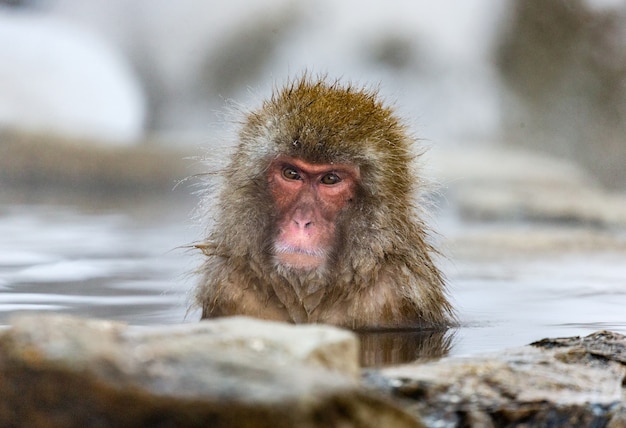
[195,75,454,329]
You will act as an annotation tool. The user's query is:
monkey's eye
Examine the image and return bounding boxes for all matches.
[321,173,341,185]
[282,167,301,180]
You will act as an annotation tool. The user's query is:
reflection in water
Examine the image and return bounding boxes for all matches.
[358,328,455,367]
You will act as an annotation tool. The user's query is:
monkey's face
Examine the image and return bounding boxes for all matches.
[267,156,359,271]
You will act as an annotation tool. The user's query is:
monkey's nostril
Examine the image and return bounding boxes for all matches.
[294,219,313,229]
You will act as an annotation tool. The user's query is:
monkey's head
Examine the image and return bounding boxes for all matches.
[198,75,453,328]
[211,76,421,280]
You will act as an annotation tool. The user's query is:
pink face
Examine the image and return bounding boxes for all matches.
[267,156,360,270]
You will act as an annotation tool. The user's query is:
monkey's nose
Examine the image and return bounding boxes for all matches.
[294,219,313,229]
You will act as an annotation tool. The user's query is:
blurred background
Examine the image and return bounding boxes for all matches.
[0,0,625,358]
[1,0,625,187]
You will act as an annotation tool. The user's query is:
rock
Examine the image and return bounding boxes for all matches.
[430,147,626,228]
[0,130,195,195]
[446,225,626,260]
[374,330,626,427]
[5,318,626,427]
[0,314,421,428]
[429,146,626,259]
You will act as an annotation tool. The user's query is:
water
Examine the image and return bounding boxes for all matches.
[1,195,625,366]
[0,196,201,326]
[448,252,626,356]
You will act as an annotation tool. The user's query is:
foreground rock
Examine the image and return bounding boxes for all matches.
[0,314,419,428]
[373,330,626,427]
[4,314,626,427]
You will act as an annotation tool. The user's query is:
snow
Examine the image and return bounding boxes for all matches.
[0,10,145,144]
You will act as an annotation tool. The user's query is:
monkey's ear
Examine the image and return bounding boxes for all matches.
[193,243,213,256]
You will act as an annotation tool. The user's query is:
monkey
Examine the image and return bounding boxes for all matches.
[194,75,454,330]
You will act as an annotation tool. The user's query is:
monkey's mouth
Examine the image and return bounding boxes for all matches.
[273,244,326,270]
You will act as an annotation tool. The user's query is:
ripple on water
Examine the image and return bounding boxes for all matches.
[0,201,197,326]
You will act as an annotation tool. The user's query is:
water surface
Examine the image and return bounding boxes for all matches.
[2,196,625,366]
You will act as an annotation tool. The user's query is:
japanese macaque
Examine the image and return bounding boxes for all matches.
[195,76,454,330]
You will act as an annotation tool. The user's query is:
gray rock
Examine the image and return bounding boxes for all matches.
[0,130,196,195]
[4,315,626,427]
[430,147,626,227]
[429,147,626,260]
[0,314,421,428]
[376,330,626,427]
[447,225,626,260]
